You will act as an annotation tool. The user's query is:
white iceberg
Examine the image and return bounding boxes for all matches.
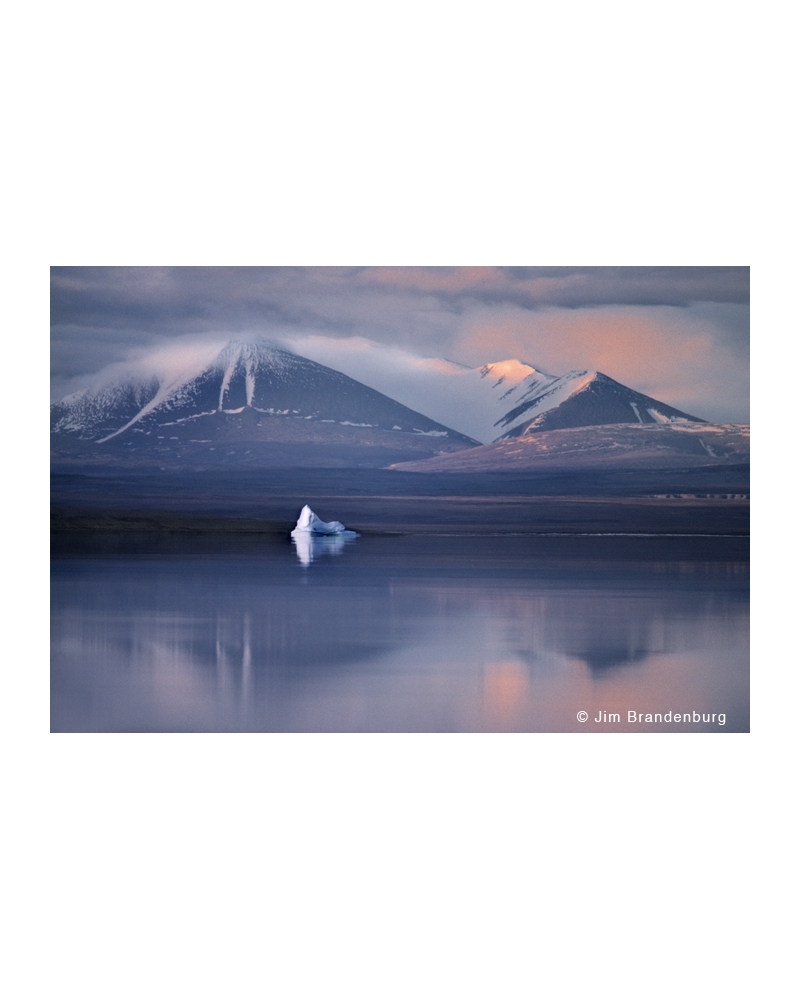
[290,505,359,565]
[291,504,358,537]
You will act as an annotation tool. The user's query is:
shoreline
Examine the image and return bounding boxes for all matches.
[51,502,750,542]
[51,498,749,559]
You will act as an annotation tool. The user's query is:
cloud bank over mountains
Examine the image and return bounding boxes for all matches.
[51,267,749,423]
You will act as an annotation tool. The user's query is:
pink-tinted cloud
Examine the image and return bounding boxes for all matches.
[455,304,748,422]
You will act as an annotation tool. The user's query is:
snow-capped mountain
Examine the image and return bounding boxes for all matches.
[279,336,704,442]
[51,340,479,467]
[495,370,703,438]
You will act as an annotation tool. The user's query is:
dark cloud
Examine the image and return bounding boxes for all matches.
[357,266,750,311]
[50,267,749,421]
[51,266,749,334]
[495,266,749,307]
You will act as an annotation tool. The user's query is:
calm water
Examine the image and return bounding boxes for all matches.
[51,535,749,732]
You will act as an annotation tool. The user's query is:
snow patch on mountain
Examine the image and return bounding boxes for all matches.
[494,370,596,431]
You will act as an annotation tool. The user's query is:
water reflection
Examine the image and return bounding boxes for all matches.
[51,535,749,732]
[291,531,358,566]
[580,649,651,672]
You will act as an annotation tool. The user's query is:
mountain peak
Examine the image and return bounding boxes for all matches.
[50,339,480,466]
[480,359,548,383]
[216,337,283,359]
[498,368,704,438]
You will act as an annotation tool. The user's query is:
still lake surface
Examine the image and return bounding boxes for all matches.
[51,534,749,732]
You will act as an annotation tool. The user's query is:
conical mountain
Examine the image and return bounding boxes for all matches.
[495,370,704,438]
[51,340,479,468]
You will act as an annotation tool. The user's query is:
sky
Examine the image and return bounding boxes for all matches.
[50,266,750,423]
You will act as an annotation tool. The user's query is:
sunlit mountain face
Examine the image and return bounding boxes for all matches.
[272,337,705,444]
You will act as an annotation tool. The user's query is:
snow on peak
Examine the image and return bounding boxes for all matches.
[480,360,540,384]
[491,369,598,433]
[54,338,303,442]
[215,338,285,366]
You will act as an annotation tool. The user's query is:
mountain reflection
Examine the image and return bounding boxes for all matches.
[580,648,652,673]
[51,536,749,732]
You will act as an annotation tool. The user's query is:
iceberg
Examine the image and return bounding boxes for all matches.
[291,504,358,537]
[290,505,359,566]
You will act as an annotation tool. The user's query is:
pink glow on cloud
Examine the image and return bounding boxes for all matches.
[455,305,747,419]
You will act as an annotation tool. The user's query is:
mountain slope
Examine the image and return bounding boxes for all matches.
[496,370,704,437]
[279,338,706,442]
[280,340,560,443]
[390,422,750,473]
[51,340,479,467]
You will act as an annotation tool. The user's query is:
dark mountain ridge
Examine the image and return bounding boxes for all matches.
[498,371,704,437]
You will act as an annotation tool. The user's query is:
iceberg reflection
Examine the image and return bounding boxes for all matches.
[292,531,358,566]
